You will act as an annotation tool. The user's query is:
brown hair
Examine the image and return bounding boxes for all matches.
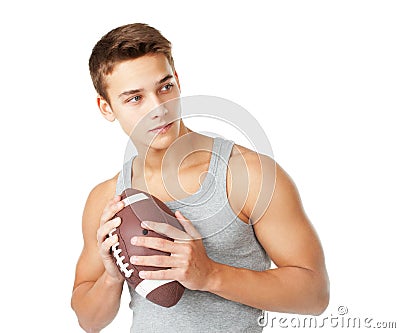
[89,23,175,101]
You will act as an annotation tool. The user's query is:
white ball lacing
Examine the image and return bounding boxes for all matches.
[109,228,134,278]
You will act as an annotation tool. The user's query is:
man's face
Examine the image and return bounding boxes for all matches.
[100,53,181,150]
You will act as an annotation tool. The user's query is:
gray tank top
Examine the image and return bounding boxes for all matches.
[116,136,270,333]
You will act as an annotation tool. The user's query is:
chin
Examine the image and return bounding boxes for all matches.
[147,136,175,151]
[146,122,180,151]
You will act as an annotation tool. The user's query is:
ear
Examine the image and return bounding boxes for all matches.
[97,95,116,122]
[174,71,181,92]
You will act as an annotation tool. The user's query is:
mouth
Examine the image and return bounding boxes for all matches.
[148,121,173,134]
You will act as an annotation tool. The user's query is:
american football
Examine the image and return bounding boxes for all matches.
[109,188,185,307]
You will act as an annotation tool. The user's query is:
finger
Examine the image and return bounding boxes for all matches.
[104,195,122,212]
[131,236,178,253]
[111,194,122,204]
[138,268,176,280]
[100,198,124,226]
[100,233,118,257]
[130,255,177,268]
[97,216,121,244]
[141,221,191,241]
[175,210,202,240]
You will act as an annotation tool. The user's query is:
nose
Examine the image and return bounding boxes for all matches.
[148,94,168,119]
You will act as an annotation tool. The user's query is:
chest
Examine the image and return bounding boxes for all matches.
[131,161,209,203]
[129,148,250,224]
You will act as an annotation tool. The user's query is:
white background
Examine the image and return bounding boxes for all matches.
[1,0,399,332]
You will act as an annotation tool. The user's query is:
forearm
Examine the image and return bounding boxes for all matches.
[71,272,124,332]
[208,263,329,315]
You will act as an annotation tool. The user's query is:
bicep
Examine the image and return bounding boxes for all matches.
[252,164,326,272]
[73,185,110,290]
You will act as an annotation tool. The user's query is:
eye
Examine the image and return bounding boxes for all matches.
[127,95,142,104]
[160,83,174,92]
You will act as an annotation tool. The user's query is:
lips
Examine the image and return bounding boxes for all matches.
[149,122,173,133]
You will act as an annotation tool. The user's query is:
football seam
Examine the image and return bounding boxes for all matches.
[109,220,135,278]
[118,216,133,275]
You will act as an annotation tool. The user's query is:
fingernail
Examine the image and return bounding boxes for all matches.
[139,271,146,279]
[130,256,138,263]
[131,236,137,245]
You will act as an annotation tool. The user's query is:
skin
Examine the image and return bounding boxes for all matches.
[71,53,329,332]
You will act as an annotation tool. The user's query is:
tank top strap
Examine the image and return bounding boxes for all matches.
[210,136,235,192]
[115,156,134,195]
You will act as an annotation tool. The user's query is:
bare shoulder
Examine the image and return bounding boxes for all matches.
[85,173,120,211]
[227,143,277,223]
[228,142,308,225]
[229,143,276,174]
[83,172,120,233]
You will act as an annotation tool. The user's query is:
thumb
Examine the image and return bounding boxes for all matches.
[175,210,202,240]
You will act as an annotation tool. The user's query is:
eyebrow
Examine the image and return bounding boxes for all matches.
[118,74,173,98]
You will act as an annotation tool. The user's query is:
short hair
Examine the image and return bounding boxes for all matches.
[89,23,175,101]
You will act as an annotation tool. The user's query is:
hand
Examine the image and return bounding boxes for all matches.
[96,195,125,283]
[130,211,216,291]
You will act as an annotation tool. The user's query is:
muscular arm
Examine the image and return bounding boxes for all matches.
[71,178,125,332]
[208,152,330,315]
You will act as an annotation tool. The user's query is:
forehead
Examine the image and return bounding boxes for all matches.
[105,54,173,95]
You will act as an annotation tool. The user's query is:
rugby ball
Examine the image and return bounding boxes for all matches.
[109,188,185,307]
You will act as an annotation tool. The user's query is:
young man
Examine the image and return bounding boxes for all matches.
[71,23,329,332]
